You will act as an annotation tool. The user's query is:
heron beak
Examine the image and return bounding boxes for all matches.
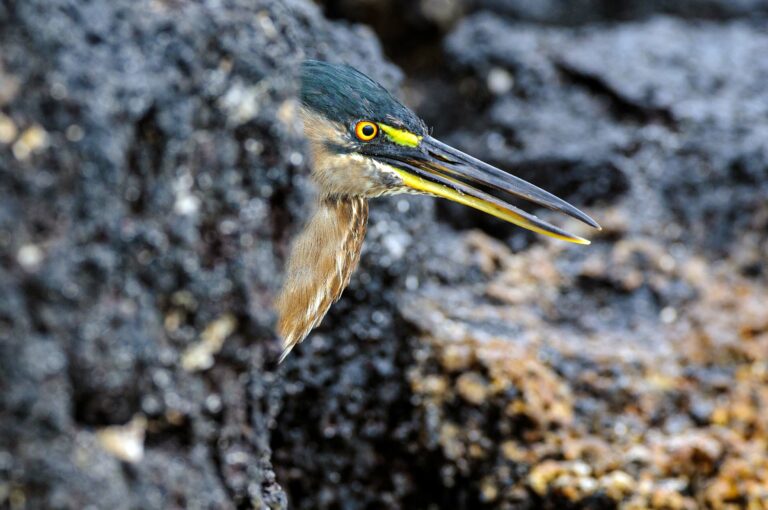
[378,136,601,244]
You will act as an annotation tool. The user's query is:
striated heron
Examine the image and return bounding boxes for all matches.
[276,60,600,362]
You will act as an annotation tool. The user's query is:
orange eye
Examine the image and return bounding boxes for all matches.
[355,121,378,141]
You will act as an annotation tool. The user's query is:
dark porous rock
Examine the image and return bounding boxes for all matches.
[2,0,767,508]
[472,0,768,24]
[388,12,768,509]
[0,0,407,508]
[441,15,768,255]
[555,18,768,255]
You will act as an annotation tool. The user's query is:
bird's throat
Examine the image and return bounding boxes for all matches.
[276,197,369,362]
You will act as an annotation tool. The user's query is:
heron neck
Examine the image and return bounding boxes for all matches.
[276,197,368,361]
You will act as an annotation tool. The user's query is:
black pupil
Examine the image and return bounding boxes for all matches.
[362,124,375,137]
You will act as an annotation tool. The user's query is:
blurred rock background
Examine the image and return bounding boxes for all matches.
[1,0,766,509]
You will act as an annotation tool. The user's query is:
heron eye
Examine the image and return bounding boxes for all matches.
[355,121,378,141]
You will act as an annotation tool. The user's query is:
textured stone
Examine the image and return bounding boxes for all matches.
[2,0,767,508]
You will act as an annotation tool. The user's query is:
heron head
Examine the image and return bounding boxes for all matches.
[299,60,600,244]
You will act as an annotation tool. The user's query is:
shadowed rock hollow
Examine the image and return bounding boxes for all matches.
[1,0,766,509]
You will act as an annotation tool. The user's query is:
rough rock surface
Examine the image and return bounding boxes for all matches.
[2,0,767,509]
[394,10,768,510]
[472,0,768,23]
[279,6,768,510]
[0,0,408,508]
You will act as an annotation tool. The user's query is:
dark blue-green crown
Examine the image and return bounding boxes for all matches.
[300,60,425,134]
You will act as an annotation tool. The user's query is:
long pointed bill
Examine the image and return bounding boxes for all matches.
[378,136,600,244]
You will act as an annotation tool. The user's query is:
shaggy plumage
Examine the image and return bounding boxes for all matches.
[276,197,368,363]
